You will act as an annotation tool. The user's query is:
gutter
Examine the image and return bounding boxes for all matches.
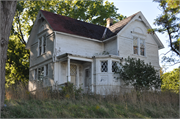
[55,31,102,43]
[55,30,117,43]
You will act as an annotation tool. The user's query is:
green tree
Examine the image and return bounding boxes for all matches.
[116,57,161,91]
[161,68,180,93]
[18,0,126,29]
[5,35,29,87]
[149,0,180,66]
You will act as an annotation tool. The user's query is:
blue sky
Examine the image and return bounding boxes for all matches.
[108,0,179,72]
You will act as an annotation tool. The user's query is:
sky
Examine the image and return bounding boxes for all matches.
[108,0,180,72]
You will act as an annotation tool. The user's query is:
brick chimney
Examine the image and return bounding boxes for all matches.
[106,18,113,27]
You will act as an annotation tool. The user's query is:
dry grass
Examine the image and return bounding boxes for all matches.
[1,83,179,118]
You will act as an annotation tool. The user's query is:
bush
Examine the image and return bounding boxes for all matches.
[116,57,161,91]
[161,68,180,93]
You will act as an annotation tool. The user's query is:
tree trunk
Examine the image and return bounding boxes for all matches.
[0,0,17,115]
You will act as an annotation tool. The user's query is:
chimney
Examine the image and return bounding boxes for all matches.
[106,18,113,27]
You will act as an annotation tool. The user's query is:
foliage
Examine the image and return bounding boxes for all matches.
[58,82,83,99]
[17,0,126,28]
[161,68,180,93]
[5,35,29,87]
[116,57,161,91]
[148,0,180,66]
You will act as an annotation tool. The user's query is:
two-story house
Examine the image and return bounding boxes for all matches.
[26,10,164,94]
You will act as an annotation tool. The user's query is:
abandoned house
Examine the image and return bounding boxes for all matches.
[26,10,164,94]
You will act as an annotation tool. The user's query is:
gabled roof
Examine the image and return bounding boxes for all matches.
[40,10,115,41]
[26,10,164,49]
[108,12,140,34]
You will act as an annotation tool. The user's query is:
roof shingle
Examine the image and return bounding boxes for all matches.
[40,10,139,41]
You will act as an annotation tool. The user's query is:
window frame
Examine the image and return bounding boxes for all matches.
[100,60,108,72]
[132,36,146,56]
[38,34,47,56]
[112,61,119,72]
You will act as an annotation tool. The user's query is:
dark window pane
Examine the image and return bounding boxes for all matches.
[141,48,144,56]
[101,61,108,72]
[133,46,138,54]
[46,64,48,76]
[112,61,117,72]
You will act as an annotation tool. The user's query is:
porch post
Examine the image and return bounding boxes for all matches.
[67,57,71,82]
[91,62,94,93]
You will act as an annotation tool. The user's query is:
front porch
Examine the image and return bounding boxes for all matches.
[54,53,94,93]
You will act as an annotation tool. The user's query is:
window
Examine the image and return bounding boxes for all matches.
[34,69,37,80]
[38,67,44,80]
[101,61,108,72]
[43,35,46,53]
[38,38,42,56]
[140,39,145,56]
[133,37,145,56]
[38,35,46,56]
[112,61,118,72]
[133,37,138,55]
[85,68,90,87]
[45,64,48,76]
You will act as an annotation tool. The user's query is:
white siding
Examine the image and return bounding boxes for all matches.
[118,20,160,69]
[104,38,117,55]
[55,33,104,57]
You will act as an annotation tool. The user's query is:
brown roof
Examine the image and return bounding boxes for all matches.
[40,10,139,41]
[108,12,140,34]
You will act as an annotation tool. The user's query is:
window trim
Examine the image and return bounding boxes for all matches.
[34,64,49,81]
[38,34,47,57]
[112,61,119,72]
[100,60,108,72]
[132,36,146,57]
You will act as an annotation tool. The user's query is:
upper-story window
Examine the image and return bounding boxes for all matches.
[133,37,145,56]
[140,39,145,56]
[38,35,46,56]
[101,61,108,72]
[133,37,138,55]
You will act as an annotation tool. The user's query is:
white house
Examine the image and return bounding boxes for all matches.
[26,10,164,94]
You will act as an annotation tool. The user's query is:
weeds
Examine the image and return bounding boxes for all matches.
[1,83,179,118]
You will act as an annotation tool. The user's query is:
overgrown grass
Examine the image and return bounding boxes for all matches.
[1,83,179,118]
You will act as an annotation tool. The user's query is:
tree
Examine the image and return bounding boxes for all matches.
[148,0,180,66]
[0,0,17,114]
[5,1,29,87]
[116,57,161,91]
[5,35,29,87]
[161,67,180,93]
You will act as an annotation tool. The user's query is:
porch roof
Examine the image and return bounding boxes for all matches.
[56,53,93,62]
[56,53,123,62]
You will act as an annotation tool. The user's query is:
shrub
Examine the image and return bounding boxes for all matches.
[116,57,161,91]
